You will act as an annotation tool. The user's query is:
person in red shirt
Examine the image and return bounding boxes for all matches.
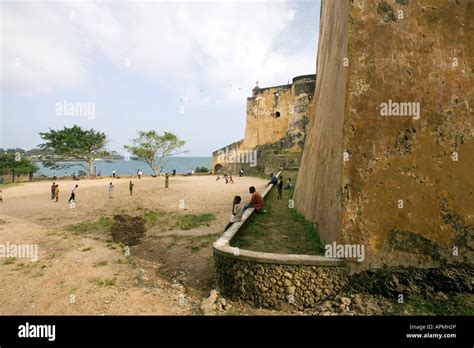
[243,186,264,212]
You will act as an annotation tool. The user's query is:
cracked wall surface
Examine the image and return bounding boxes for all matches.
[295,0,473,269]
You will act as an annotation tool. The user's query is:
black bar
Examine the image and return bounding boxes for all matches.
[0,316,472,346]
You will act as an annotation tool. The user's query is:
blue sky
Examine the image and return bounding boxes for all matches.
[1,0,320,156]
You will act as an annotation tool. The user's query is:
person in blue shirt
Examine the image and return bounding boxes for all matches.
[267,173,277,186]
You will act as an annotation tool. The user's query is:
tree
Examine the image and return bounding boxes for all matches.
[38,125,108,176]
[0,152,38,183]
[124,131,186,175]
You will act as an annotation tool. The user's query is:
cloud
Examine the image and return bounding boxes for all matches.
[1,1,317,99]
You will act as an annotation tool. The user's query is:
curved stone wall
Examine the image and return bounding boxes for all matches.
[212,171,347,310]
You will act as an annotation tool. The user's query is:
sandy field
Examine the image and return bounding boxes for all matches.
[0,175,274,315]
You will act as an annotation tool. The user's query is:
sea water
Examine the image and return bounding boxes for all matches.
[34,157,211,177]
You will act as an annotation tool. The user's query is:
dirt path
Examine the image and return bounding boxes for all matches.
[0,175,271,315]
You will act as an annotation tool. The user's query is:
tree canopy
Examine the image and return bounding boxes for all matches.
[0,152,38,182]
[38,125,108,176]
[124,131,186,175]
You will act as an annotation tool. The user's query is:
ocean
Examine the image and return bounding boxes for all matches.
[33,157,212,177]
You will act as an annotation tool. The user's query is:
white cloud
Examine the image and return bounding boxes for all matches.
[1,1,316,99]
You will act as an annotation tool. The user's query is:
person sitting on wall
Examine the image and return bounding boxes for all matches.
[243,186,264,213]
[267,173,277,186]
[224,196,243,231]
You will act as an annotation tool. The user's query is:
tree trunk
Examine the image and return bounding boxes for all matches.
[89,159,94,176]
[148,159,157,176]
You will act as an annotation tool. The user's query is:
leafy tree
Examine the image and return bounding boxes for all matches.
[0,152,38,183]
[124,131,186,175]
[195,166,209,173]
[38,125,108,176]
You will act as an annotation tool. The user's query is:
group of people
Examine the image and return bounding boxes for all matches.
[224,186,265,231]
[216,173,234,184]
[266,173,292,200]
[51,182,78,204]
[224,172,292,231]
[50,171,138,204]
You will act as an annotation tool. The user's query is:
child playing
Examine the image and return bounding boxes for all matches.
[55,185,60,202]
[224,196,243,231]
[277,175,284,200]
[108,182,114,198]
[129,181,134,195]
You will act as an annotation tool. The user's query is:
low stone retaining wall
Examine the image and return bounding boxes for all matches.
[213,251,347,310]
[212,171,347,310]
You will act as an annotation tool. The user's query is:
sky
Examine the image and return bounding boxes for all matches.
[0,0,321,157]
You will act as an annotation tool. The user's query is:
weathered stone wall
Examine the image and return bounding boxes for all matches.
[295,0,473,269]
[211,75,315,174]
[293,0,348,244]
[214,251,348,310]
[245,75,315,150]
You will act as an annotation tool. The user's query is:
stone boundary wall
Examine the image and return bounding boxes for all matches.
[212,171,347,310]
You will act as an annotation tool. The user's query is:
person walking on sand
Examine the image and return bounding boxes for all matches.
[108,182,114,198]
[112,169,116,178]
[68,184,78,203]
[137,169,142,180]
[51,182,56,200]
[229,175,234,184]
[225,196,243,231]
[129,180,134,196]
[243,186,264,213]
[216,174,221,181]
[239,169,244,177]
[0,189,3,204]
[55,185,60,202]
[277,175,284,200]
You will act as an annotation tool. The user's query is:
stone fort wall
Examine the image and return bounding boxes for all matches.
[294,0,473,270]
[211,75,315,174]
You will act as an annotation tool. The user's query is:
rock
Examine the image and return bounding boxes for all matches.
[287,286,296,295]
[284,272,293,279]
[340,297,351,306]
[353,294,363,306]
[200,289,219,315]
[321,300,333,310]
[218,297,226,307]
[215,302,223,311]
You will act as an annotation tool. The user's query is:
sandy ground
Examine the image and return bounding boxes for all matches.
[0,175,275,315]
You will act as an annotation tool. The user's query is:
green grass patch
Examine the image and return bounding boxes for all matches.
[143,210,215,231]
[394,293,474,315]
[2,257,17,265]
[89,277,116,287]
[64,217,113,235]
[231,173,324,255]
